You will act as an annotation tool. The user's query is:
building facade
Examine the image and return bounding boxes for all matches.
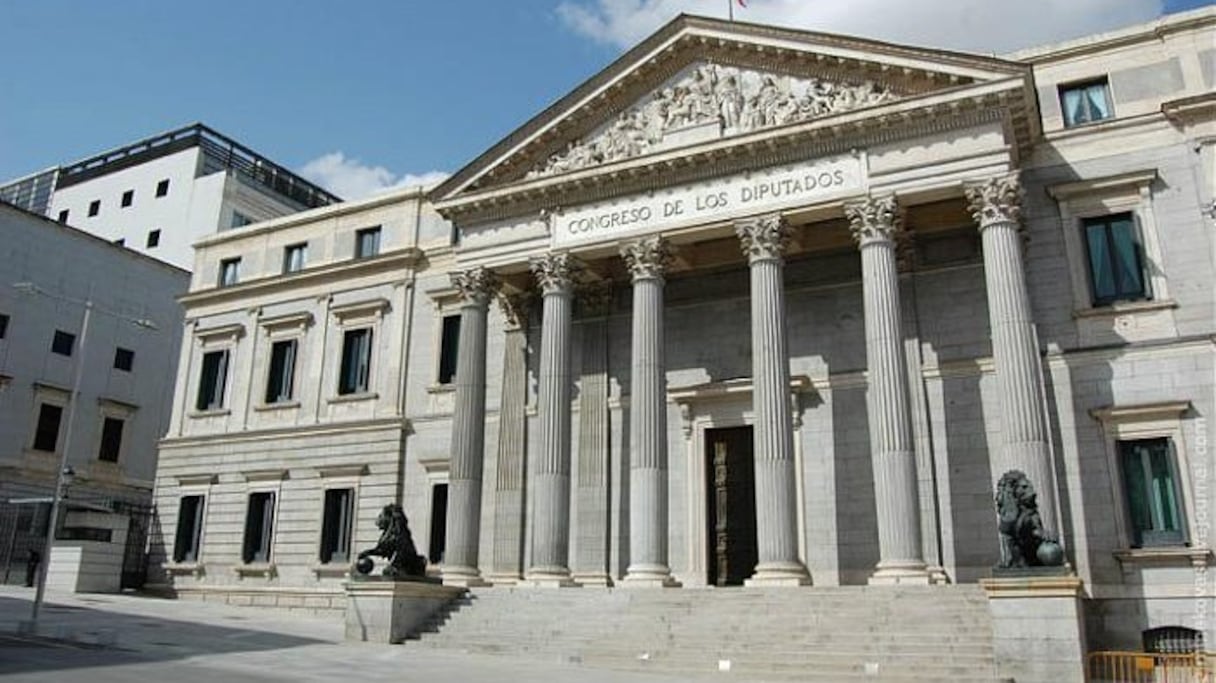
[0,124,342,270]
[152,9,1214,651]
[0,202,189,580]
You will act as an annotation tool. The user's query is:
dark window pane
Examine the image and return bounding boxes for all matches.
[114,347,134,371]
[196,350,228,411]
[146,230,160,248]
[438,315,461,384]
[97,417,124,463]
[51,330,75,356]
[1083,214,1146,306]
[355,227,381,259]
[173,495,205,563]
[0,313,8,339]
[88,200,100,217]
[121,190,134,207]
[243,492,275,563]
[1119,438,1185,547]
[265,340,296,403]
[1109,217,1145,299]
[155,179,170,197]
[338,329,372,395]
[33,404,63,452]
[320,489,354,564]
[57,210,69,223]
[428,483,448,564]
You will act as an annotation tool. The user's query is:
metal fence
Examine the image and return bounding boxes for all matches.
[1087,651,1215,682]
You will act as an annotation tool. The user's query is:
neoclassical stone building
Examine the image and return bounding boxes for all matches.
[152,8,1214,654]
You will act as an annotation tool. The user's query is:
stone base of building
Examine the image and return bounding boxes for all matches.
[744,562,812,587]
[163,584,348,616]
[868,561,932,586]
[521,567,579,587]
[441,567,490,588]
[483,572,522,585]
[344,578,465,644]
[572,572,614,587]
[980,574,1087,683]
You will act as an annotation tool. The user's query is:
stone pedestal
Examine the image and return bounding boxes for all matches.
[980,575,1087,683]
[344,579,465,644]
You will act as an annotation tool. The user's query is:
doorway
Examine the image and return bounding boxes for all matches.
[705,426,757,587]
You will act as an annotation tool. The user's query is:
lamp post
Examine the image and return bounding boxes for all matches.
[12,282,157,627]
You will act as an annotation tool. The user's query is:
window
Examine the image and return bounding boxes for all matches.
[1060,78,1113,127]
[218,257,241,287]
[51,330,75,356]
[1083,213,1147,306]
[242,492,275,563]
[437,314,461,384]
[146,230,160,248]
[114,347,134,372]
[230,211,253,229]
[0,313,8,339]
[338,329,372,395]
[428,483,448,564]
[113,238,125,247]
[319,488,354,564]
[282,243,307,274]
[173,495,205,563]
[1120,438,1185,547]
[57,210,69,223]
[88,200,100,217]
[354,227,381,259]
[196,350,229,411]
[121,190,134,207]
[97,417,124,463]
[32,404,63,452]
[264,339,297,404]
[155,179,170,197]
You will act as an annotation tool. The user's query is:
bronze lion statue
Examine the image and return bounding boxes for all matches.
[995,470,1064,569]
[357,504,427,578]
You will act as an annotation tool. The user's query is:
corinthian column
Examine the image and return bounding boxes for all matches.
[965,174,1060,538]
[845,197,929,585]
[526,252,579,586]
[620,237,678,587]
[736,215,811,586]
[487,292,531,584]
[443,266,498,586]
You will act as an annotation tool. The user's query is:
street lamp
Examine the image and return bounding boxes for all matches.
[11,281,158,627]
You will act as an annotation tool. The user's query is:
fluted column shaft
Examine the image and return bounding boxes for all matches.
[966,175,1060,536]
[621,238,676,586]
[736,215,811,586]
[846,197,928,584]
[527,252,578,584]
[444,267,497,586]
[489,293,531,582]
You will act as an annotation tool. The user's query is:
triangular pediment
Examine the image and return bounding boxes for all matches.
[433,14,1030,211]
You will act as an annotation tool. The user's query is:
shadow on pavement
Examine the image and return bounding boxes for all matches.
[0,596,327,676]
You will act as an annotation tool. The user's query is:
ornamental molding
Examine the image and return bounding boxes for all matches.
[530,252,581,294]
[965,174,1023,228]
[620,237,674,281]
[451,267,499,305]
[844,195,901,245]
[526,63,896,180]
[736,214,791,263]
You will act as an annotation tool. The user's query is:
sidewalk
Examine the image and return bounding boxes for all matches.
[0,586,725,682]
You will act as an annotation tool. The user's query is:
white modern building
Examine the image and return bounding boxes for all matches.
[0,202,189,584]
[0,124,343,270]
[151,9,1213,681]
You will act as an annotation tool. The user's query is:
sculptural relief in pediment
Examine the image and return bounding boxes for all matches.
[526,63,898,180]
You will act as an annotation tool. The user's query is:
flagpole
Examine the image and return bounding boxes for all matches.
[728,0,734,21]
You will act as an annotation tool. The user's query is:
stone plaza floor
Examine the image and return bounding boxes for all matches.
[0,586,727,683]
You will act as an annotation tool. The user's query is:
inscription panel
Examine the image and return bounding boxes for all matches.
[551,155,866,248]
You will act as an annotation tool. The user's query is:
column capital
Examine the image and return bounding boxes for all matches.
[965,174,1023,229]
[530,251,580,294]
[451,267,499,306]
[497,290,535,330]
[735,214,790,263]
[845,195,901,246]
[620,237,674,282]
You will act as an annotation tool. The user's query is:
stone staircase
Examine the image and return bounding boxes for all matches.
[410,584,1000,681]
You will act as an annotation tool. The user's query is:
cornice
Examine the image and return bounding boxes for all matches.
[179,248,421,308]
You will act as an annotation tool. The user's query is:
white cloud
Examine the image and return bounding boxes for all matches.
[556,0,1163,54]
[299,152,449,200]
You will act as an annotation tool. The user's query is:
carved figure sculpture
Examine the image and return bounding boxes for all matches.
[357,504,427,579]
[994,470,1065,569]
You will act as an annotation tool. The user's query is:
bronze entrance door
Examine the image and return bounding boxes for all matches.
[705,426,758,587]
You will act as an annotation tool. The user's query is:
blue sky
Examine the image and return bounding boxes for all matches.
[1,0,1210,199]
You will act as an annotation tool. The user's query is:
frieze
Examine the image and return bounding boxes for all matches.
[526,63,896,179]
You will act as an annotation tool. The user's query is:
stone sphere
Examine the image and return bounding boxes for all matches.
[355,557,374,575]
[1037,540,1065,567]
